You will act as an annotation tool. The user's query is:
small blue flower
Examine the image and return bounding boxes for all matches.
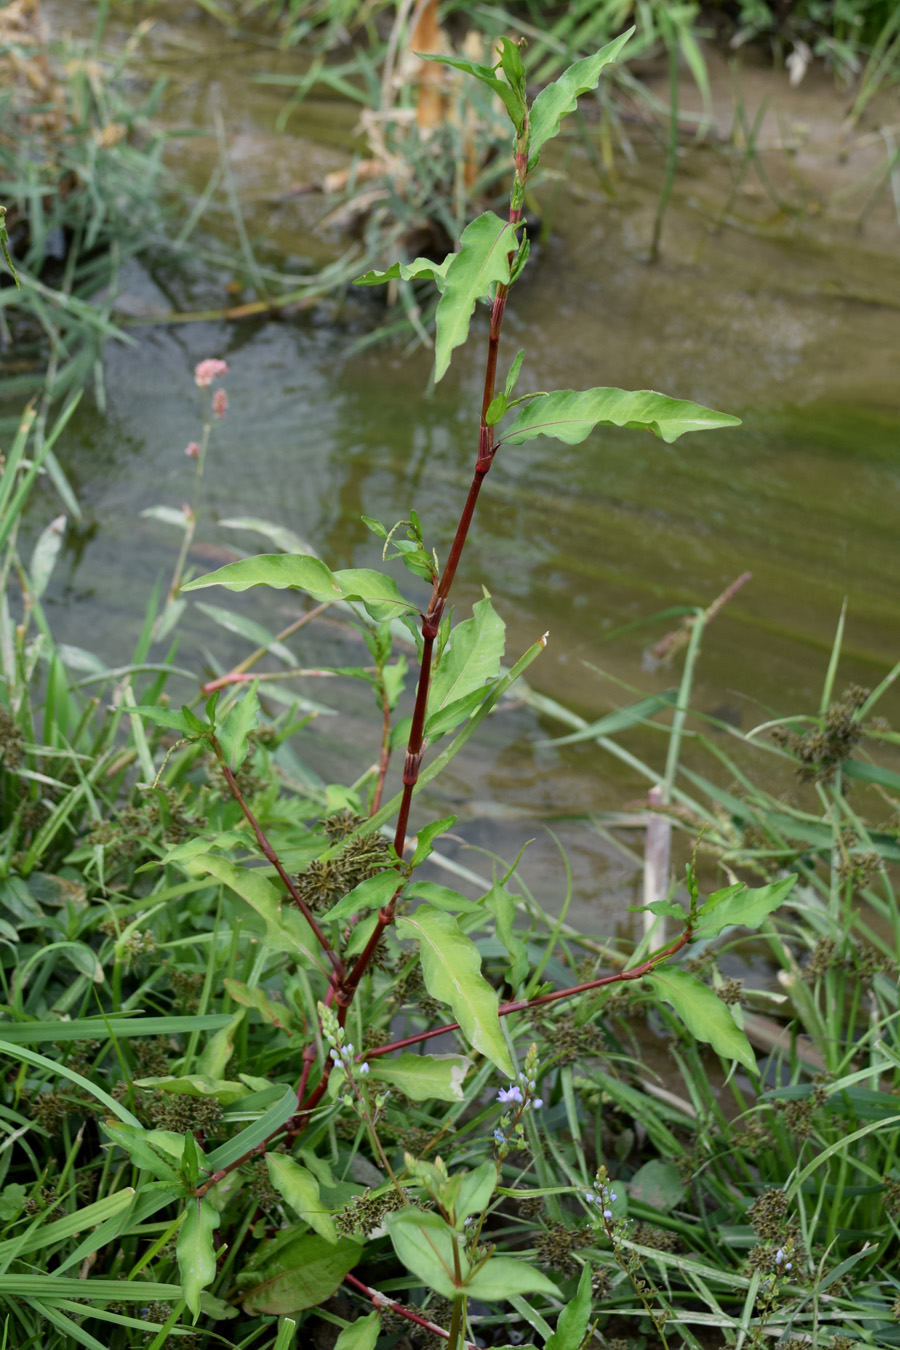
[775,1248,784,1263]
[584,1191,596,1204]
[497,1084,524,1104]
[603,1209,613,1219]
[608,1192,618,1202]
[494,1128,507,1144]
[532,1097,544,1110]
[359,1062,370,1075]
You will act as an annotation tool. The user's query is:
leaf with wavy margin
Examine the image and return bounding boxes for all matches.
[396,906,513,1076]
[434,213,520,382]
[499,387,741,447]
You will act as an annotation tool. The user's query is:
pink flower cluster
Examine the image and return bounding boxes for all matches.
[194,358,228,389]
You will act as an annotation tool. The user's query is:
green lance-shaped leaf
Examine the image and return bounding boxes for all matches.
[319,868,401,924]
[197,1009,246,1079]
[453,1161,496,1227]
[411,814,458,867]
[134,1074,249,1105]
[177,1197,221,1321]
[241,1234,362,1315]
[354,254,451,290]
[396,906,514,1076]
[195,853,320,968]
[694,874,797,939]
[426,593,505,734]
[465,1255,560,1301]
[645,967,756,1073]
[367,1052,471,1103]
[434,212,520,383]
[218,681,260,772]
[182,555,417,624]
[418,53,526,135]
[545,1263,592,1350]
[334,1312,381,1350]
[101,1122,185,1182]
[499,387,741,447]
[385,1208,464,1299]
[266,1155,338,1243]
[528,29,634,170]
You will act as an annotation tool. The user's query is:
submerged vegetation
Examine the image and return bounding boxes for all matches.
[2,6,900,1350]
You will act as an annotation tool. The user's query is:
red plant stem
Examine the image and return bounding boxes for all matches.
[220,761,343,979]
[337,197,526,1006]
[361,930,693,1059]
[344,1273,478,1346]
[195,929,692,1193]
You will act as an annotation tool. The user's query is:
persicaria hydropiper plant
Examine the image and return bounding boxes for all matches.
[118,30,799,1346]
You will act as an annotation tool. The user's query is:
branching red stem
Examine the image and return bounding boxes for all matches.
[220,761,343,979]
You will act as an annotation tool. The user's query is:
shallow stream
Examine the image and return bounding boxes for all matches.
[17,5,900,929]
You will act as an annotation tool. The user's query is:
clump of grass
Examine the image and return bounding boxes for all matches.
[0,6,168,409]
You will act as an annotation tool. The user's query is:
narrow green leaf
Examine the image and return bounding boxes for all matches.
[134,1074,249,1106]
[694,875,796,939]
[419,53,525,134]
[626,899,686,920]
[101,1122,184,1181]
[218,681,260,771]
[194,603,295,665]
[484,881,529,991]
[844,758,900,792]
[528,30,634,169]
[499,387,741,447]
[543,691,678,745]
[367,1052,471,1103]
[385,1208,463,1299]
[182,1131,201,1188]
[465,1255,559,1300]
[0,1041,140,1125]
[0,1191,134,1261]
[0,1276,182,1300]
[645,968,756,1073]
[195,854,320,968]
[196,1009,246,1079]
[266,1155,338,1243]
[130,706,205,736]
[424,687,491,739]
[497,37,527,107]
[182,555,417,623]
[454,1161,495,1226]
[320,869,400,924]
[434,213,520,382]
[485,393,507,426]
[222,980,295,1034]
[0,1014,232,1044]
[218,515,313,555]
[333,1311,380,1350]
[406,881,482,914]
[241,1234,362,1315]
[205,1085,298,1172]
[411,815,457,867]
[545,1262,591,1350]
[177,1197,220,1320]
[354,255,451,289]
[504,349,525,400]
[396,907,514,1076]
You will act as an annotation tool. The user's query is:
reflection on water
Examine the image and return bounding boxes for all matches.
[16,4,900,928]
